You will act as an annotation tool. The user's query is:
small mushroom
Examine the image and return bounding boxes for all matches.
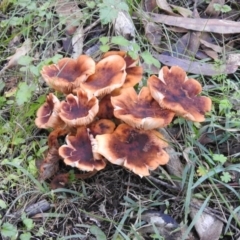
[102,51,143,88]
[59,127,106,171]
[111,87,175,130]
[148,66,212,122]
[41,55,95,94]
[97,94,114,119]
[102,50,139,68]
[88,119,116,137]
[59,89,99,127]
[80,55,127,98]
[95,123,169,177]
[35,93,64,129]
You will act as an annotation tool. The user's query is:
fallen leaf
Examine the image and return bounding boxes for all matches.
[114,10,135,40]
[153,52,238,76]
[156,0,176,15]
[205,0,225,17]
[0,39,32,76]
[149,13,240,34]
[143,20,162,48]
[71,25,84,59]
[170,4,193,17]
[55,0,82,35]
[142,0,158,13]
[200,39,222,53]
[190,198,223,240]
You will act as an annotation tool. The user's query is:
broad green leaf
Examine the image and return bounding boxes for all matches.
[20,232,31,240]
[141,51,160,68]
[90,225,107,240]
[100,45,110,52]
[100,37,109,45]
[15,82,36,106]
[111,36,129,47]
[18,55,32,66]
[0,80,5,92]
[1,222,18,237]
[0,199,7,209]
[212,154,227,164]
[220,172,232,183]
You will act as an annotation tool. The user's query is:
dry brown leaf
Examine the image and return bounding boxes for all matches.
[71,25,84,59]
[200,39,222,53]
[0,39,32,76]
[114,10,135,40]
[153,52,238,76]
[227,54,240,66]
[55,0,82,35]
[170,32,201,59]
[142,0,158,13]
[170,4,193,17]
[190,198,224,240]
[143,21,162,48]
[202,48,219,60]
[156,0,176,15]
[149,13,240,34]
[205,0,225,17]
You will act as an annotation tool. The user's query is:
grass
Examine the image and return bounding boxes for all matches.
[1,0,240,239]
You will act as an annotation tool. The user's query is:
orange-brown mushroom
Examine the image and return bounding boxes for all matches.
[95,123,169,177]
[59,89,99,127]
[88,119,116,137]
[103,50,139,68]
[148,66,212,122]
[111,87,175,130]
[59,127,106,171]
[97,94,114,119]
[41,55,95,94]
[80,55,127,98]
[102,51,143,88]
[35,93,65,129]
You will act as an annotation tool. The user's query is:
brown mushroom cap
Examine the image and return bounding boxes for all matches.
[122,66,143,88]
[102,51,139,68]
[102,51,143,88]
[41,55,95,94]
[88,119,116,137]
[95,123,169,177]
[97,94,114,119]
[111,87,175,130]
[35,93,64,129]
[59,127,106,171]
[148,66,212,122]
[80,55,127,98]
[59,89,99,127]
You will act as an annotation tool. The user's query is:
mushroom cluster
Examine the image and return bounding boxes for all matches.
[35,51,212,179]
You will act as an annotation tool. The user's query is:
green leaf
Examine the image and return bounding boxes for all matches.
[0,80,5,92]
[111,36,129,47]
[100,37,109,45]
[90,225,107,240]
[141,51,160,68]
[213,154,227,164]
[99,7,117,25]
[22,216,34,230]
[15,82,36,106]
[18,55,32,66]
[87,1,96,9]
[197,166,208,176]
[100,45,110,52]
[20,232,31,240]
[221,5,232,13]
[221,172,232,183]
[0,199,7,209]
[1,222,18,237]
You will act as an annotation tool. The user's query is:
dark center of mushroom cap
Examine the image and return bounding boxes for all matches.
[109,128,160,162]
[61,101,89,119]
